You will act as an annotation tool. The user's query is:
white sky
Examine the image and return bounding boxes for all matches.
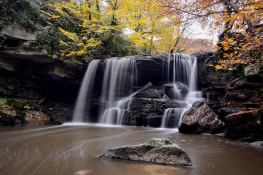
[187,23,219,45]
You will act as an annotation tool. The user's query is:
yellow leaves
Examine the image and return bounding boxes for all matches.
[58,27,78,42]
[60,40,68,46]
[215,65,223,69]
[227,39,233,43]
[219,42,230,51]
[39,10,60,19]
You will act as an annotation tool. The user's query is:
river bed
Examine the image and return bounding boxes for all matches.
[0,124,263,175]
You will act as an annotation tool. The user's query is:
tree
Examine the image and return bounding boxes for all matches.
[112,0,181,54]
[40,0,110,59]
[160,0,263,69]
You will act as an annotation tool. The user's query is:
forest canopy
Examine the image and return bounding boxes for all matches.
[0,0,262,68]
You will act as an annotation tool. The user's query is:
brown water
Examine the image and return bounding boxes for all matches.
[0,124,263,175]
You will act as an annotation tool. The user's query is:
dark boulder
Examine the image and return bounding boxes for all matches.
[224,109,263,141]
[100,138,192,166]
[122,98,187,127]
[0,110,16,126]
[164,83,189,100]
[135,89,161,99]
[179,101,224,134]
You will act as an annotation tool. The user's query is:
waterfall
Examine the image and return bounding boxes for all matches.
[99,57,137,124]
[172,53,192,86]
[189,58,197,91]
[72,53,204,128]
[99,93,135,125]
[72,60,100,123]
[161,108,184,128]
[161,53,204,128]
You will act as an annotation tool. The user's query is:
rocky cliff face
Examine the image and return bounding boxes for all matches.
[0,3,88,126]
[197,51,263,141]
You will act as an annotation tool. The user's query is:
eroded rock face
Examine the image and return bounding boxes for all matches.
[179,101,224,134]
[196,52,226,87]
[1,24,37,41]
[100,138,192,166]
[224,109,263,141]
[122,98,187,127]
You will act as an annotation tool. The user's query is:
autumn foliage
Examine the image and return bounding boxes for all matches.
[39,0,262,69]
[160,0,263,69]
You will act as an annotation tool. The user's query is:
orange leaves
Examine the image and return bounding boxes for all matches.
[215,21,220,26]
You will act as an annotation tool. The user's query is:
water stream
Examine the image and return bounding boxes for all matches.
[0,125,262,175]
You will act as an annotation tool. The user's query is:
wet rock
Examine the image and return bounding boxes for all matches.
[224,109,263,141]
[179,101,224,134]
[228,92,251,102]
[220,107,244,117]
[135,89,161,99]
[164,83,188,100]
[122,98,187,127]
[0,110,16,126]
[74,170,94,175]
[100,138,192,166]
[49,107,73,125]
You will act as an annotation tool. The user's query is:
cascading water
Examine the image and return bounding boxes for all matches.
[161,108,184,128]
[72,60,100,123]
[98,57,137,125]
[72,53,203,128]
[161,53,204,128]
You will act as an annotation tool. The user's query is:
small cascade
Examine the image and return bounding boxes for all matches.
[161,53,204,128]
[172,53,192,86]
[72,60,100,123]
[189,58,197,91]
[99,93,135,125]
[161,108,184,128]
[99,57,137,124]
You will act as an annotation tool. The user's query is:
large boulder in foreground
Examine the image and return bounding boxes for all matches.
[224,109,263,141]
[100,138,192,166]
[179,101,224,134]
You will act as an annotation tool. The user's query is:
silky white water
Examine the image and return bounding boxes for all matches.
[98,57,137,124]
[72,60,100,123]
[161,53,204,128]
[72,54,203,127]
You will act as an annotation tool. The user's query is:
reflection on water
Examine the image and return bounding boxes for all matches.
[0,124,263,175]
